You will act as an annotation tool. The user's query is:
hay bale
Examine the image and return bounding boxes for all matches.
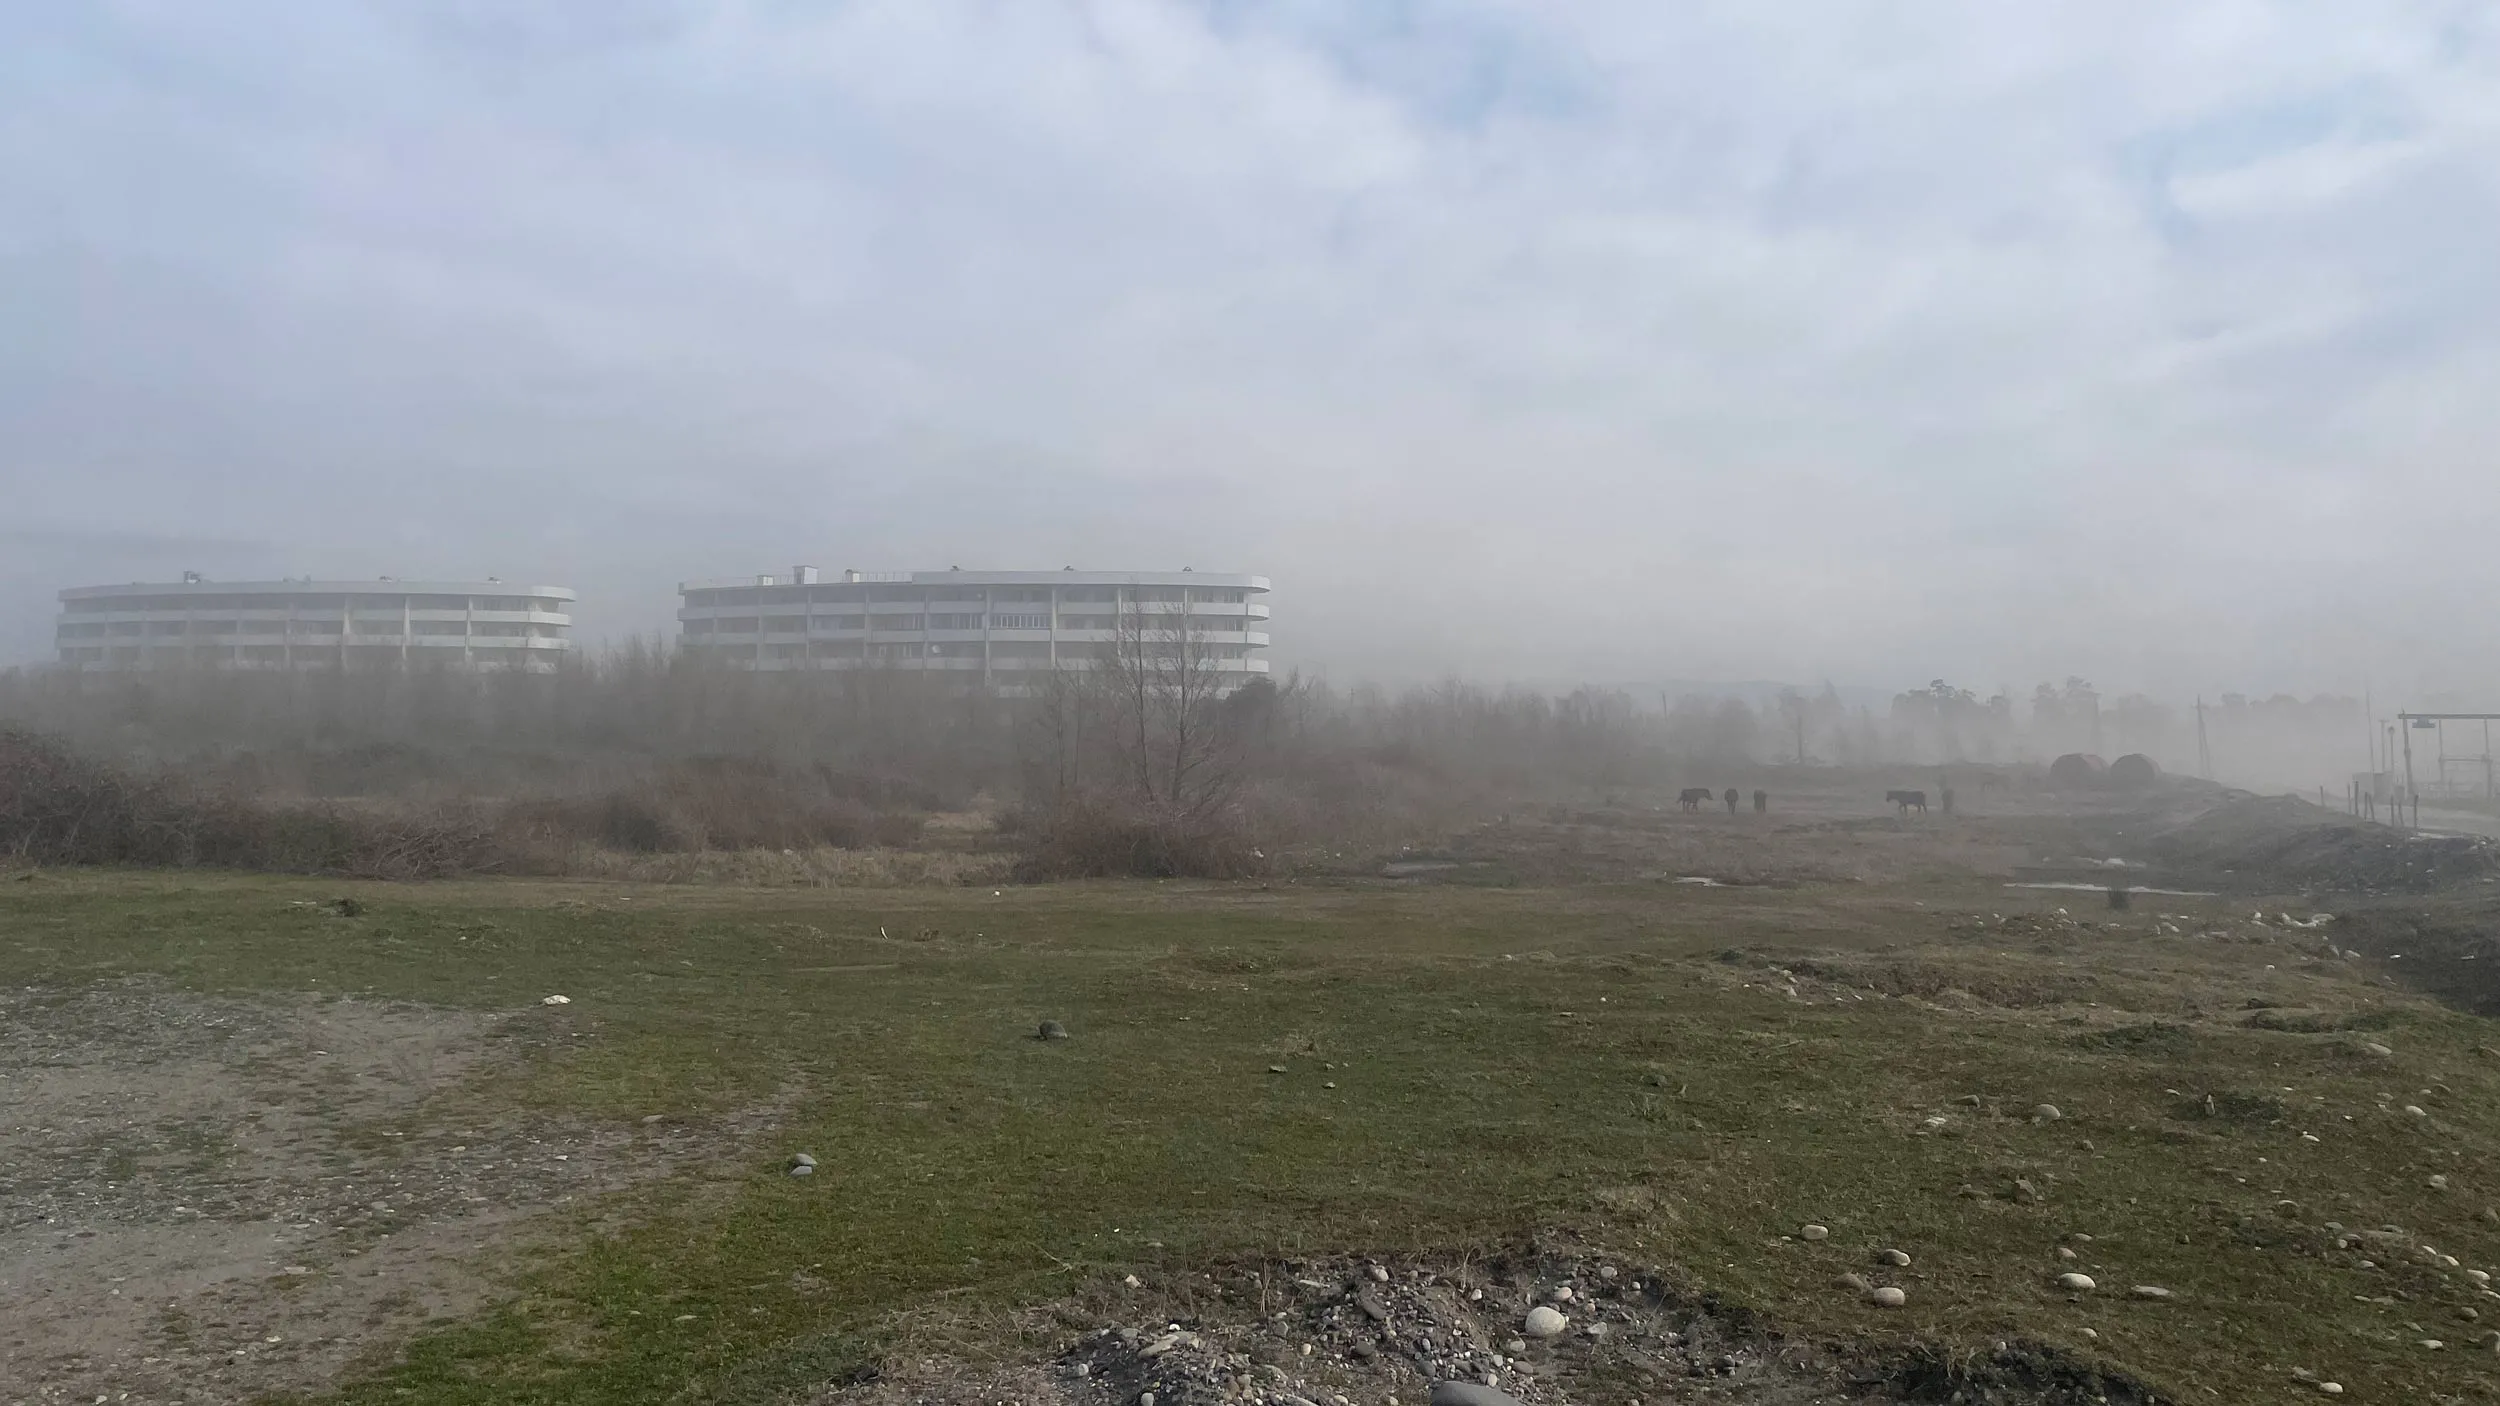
[2048,753,2108,789]
[2108,753,2162,790]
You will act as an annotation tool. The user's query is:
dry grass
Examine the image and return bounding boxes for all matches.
[556,844,1014,887]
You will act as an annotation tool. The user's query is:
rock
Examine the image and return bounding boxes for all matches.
[2032,1104,2063,1123]
[1523,1306,1568,1338]
[1599,1265,1619,1280]
[1551,1286,1575,1303]
[2057,1247,2077,1261]
[1431,1385,1526,1406]
[1585,1322,1610,1339]
[1504,1339,1526,1355]
[1876,1249,1912,1267]
[1368,1264,1391,1284]
[2362,1042,2394,1057]
[1356,1287,1389,1323]
[1269,1065,1289,1074]
[1468,1289,1485,1302]
[1869,1286,1907,1308]
[2317,1383,2342,1395]
[1123,1274,1142,1288]
[2419,1339,2445,1350]
[1141,1394,1157,1406]
[2406,1105,2428,1118]
[1801,1224,1831,1241]
[787,1163,813,1177]
[2130,1285,2176,1300]
[1833,1273,1871,1294]
[2013,1178,2042,1204]
[2480,1330,2500,1351]
[2470,1269,2493,1286]
[790,1152,817,1168]
[1038,1020,1069,1040]
[540,994,571,1006]
[2056,1273,2097,1292]
[2429,1174,2450,1191]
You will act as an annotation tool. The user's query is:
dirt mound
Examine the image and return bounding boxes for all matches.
[2047,754,2107,789]
[820,1251,2154,1406]
[2107,754,2161,790]
[2150,795,2500,894]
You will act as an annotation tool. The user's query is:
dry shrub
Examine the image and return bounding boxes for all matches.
[1013,797,1267,881]
[501,759,927,855]
[0,728,495,878]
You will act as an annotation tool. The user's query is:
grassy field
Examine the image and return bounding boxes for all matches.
[5,848,2500,1404]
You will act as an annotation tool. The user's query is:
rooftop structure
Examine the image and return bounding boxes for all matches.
[676,567,1270,687]
[54,577,576,672]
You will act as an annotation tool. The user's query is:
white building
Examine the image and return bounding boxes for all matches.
[54,578,576,672]
[676,567,1271,686]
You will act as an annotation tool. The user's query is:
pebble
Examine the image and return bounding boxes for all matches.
[1800,1224,1830,1241]
[2130,1285,2176,1301]
[1833,1273,1871,1294]
[1269,1065,1289,1074]
[790,1153,817,1168]
[2420,1339,2446,1350]
[1599,1266,1618,1280]
[2318,1384,2343,1395]
[787,1163,813,1177]
[1551,1286,1575,1303]
[1141,1394,1157,1406]
[1876,1249,1912,1267]
[2032,1104,2063,1123]
[1038,1020,1069,1040]
[1869,1287,1907,1308]
[2057,1248,2077,1261]
[2429,1174,2450,1191]
[2056,1273,2096,1292]
[2362,1042,2394,1057]
[1585,1322,1610,1339]
[1369,1264,1392,1284]
[1468,1289,1485,1302]
[2406,1105,2428,1118]
[1123,1275,1142,1288]
[1430,1385,1525,1406]
[1505,1339,1527,1355]
[1523,1306,1568,1338]
[540,994,571,1006]
[2471,1269,2493,1286]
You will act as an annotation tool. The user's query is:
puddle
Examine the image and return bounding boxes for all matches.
[2005,881,2219,897]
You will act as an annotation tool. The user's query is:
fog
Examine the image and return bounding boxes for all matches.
[6,3,2499,705]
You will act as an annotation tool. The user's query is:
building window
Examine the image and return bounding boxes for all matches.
[718,617,760,635]
[991,613,1049,630]
[809,614,865,632]
[765,615,807,633]
[869,614,926,632]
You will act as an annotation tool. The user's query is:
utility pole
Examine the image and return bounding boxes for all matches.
[2401,715,2418,830]
[2195,697,2212,779]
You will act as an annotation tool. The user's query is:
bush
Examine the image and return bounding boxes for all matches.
[1013,797,1267,880]
[0,728,496,878]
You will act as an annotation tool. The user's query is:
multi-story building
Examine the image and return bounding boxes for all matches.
[53,577,576,672]
[676,567,1270,687]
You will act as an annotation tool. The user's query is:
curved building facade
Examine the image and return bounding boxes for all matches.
[54,579,576,671]
[677,567,1270,686]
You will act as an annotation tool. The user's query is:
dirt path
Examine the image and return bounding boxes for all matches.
[0,980,746,1405]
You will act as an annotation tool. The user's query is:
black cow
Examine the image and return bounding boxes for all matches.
[1753,789,1768,813]
[1678,787,1712,812]
[1723,787,1740,814]
[1886,788,1929,815]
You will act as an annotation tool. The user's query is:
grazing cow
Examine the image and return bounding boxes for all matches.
[1678,787,1712,812]
[1723,787,1740,814]
[1886,788,1929,816]
[1753,789,1768,813]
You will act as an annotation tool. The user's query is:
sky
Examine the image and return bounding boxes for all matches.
[4,1,2498,702]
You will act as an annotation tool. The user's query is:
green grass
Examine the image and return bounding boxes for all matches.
[6,870,2500,1403]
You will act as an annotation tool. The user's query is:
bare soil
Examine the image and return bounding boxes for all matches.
[0,980,752,1405]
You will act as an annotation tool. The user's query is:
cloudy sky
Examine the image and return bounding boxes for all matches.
[4,2,2496,699]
